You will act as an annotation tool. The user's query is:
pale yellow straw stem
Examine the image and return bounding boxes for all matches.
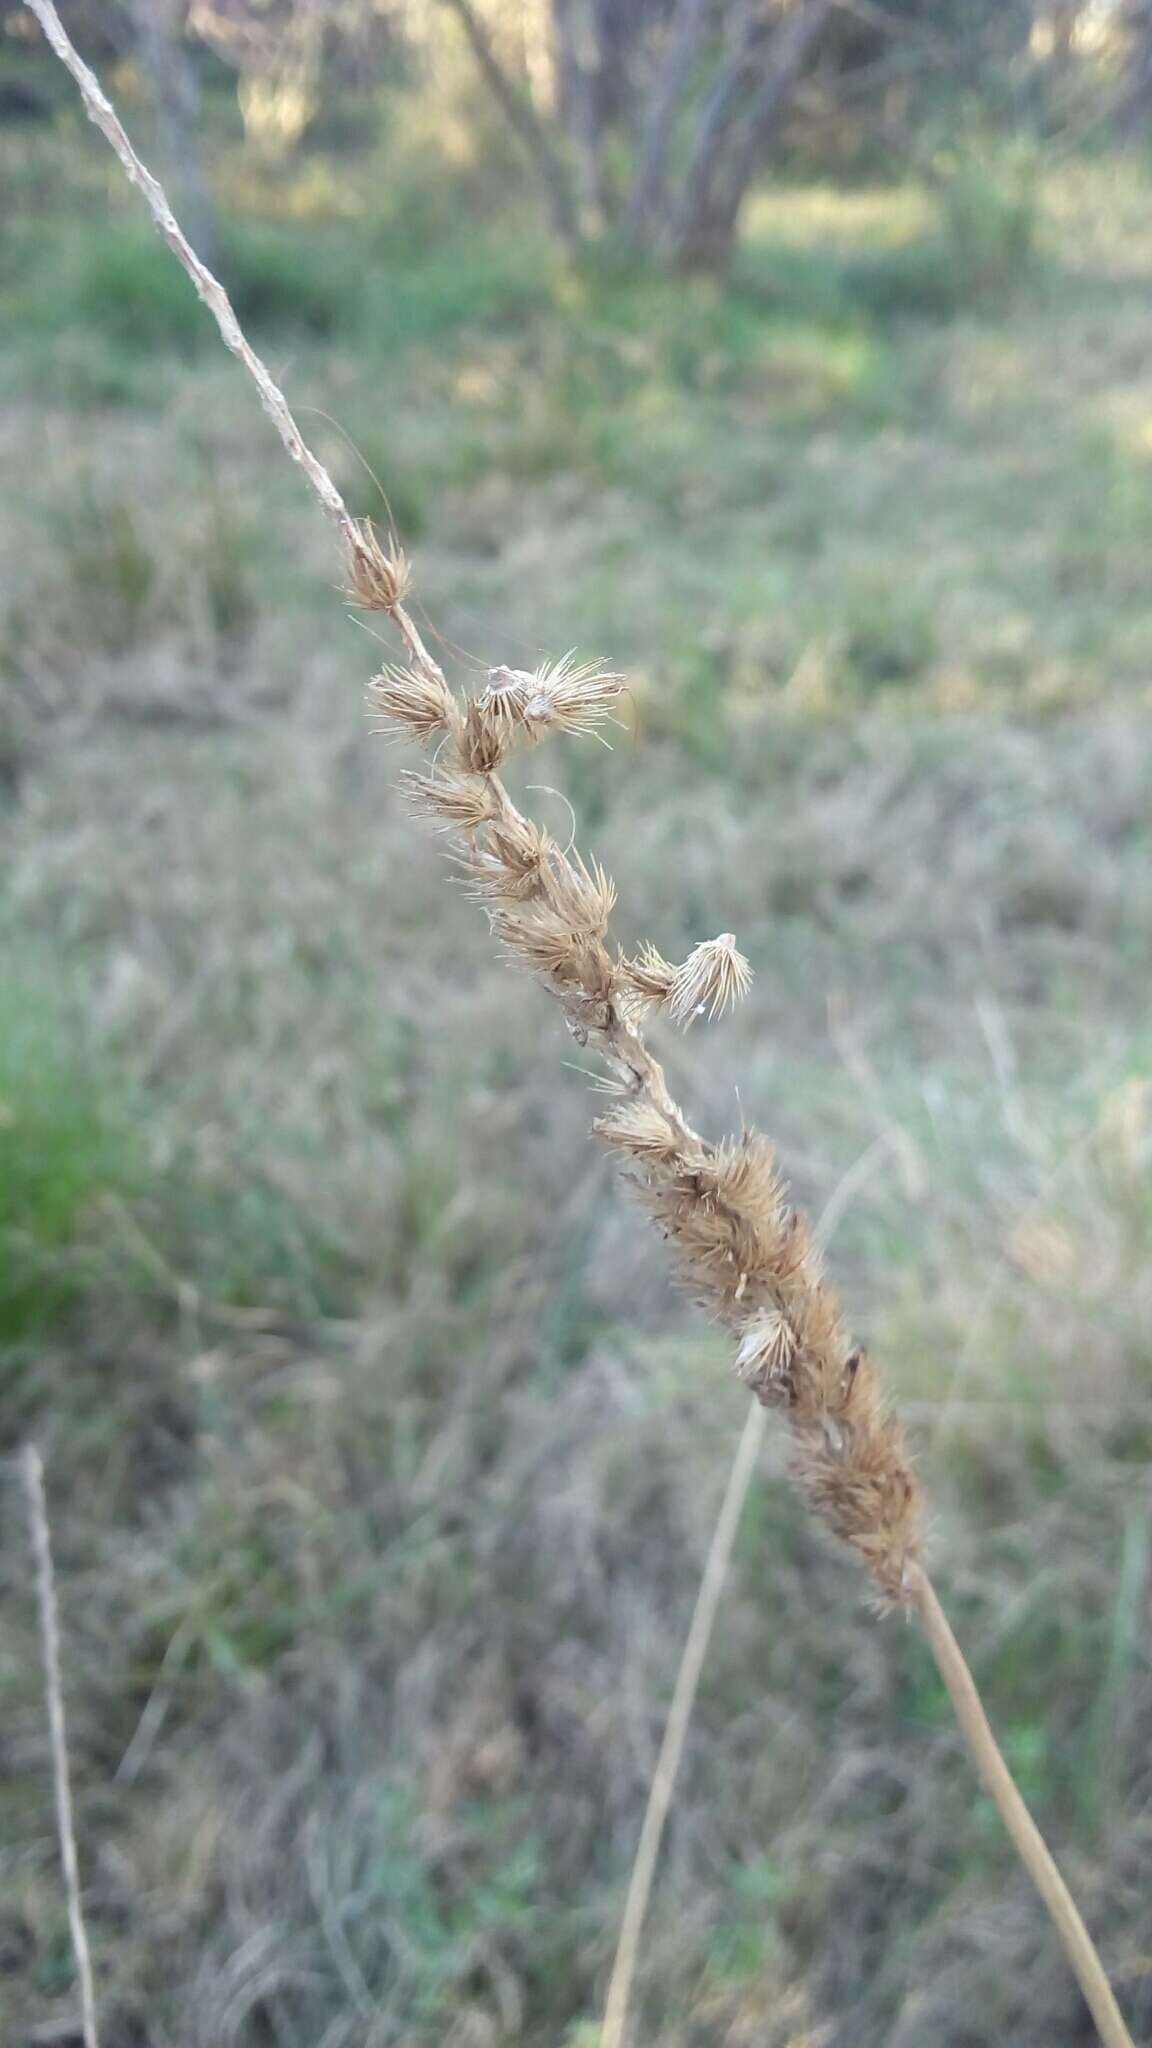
[908,1563,1134,2048]
[21,1445,101,2048]
[600,1400,767,2048]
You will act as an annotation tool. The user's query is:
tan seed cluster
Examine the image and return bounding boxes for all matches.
[380,622,922,1605]
[668,933,754,1024]
[345,519,413,613]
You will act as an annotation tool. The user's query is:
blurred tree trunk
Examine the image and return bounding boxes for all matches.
[660,0,765,263]
[625,0,716,245]
[188,0,339,156]
[552,0,610,229]
[441,0,583,248]
[670,0,835,271]
[132,0,217,263]
[1116,1,1152,138]
[1046,0,1079,75]
[444,0,835,269]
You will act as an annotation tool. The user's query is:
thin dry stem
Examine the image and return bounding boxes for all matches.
[20,0,445,694]
[25,16,1134,2044]
[909,1564,1134,2048]
[600,1400,767,2048]
[21,0,349,540]
[21,1444,101,2048]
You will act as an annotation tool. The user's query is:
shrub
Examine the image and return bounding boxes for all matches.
[932,139,1039,305]
[69,224,209,355]
[223,224,364,336]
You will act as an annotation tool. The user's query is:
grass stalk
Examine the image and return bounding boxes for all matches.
[908,1563,1134,2048]
[21,1444,101,2048]
[600,1399,767,2048]
[21,6,1136,2042]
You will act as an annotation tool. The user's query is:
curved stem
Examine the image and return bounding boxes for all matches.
[908,1563,1133,2048]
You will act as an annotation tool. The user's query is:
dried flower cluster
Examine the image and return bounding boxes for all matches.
[367,553,922,1605]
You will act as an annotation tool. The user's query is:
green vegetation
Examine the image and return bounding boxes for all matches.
[0,940,138,1338]
[1,95,1150,2048]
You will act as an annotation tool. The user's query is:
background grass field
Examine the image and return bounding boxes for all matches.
[1,59,1151,2048]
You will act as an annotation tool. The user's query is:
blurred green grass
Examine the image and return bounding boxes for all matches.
[0,939,138,1340]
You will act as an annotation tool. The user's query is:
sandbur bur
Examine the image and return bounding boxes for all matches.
[22,6,1136,2045]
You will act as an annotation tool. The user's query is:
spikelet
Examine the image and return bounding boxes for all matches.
[695,1132,786,1222]
[789,1280,848,1369]
[519,653,625,739]
[461,822,551,902]
[370,663,459,743]
[594,1099,685,1163]
[542,852,617,936]
[734,1310,797,1392]
[489,899,612,990]
[480,667,533,748]
[344,519,412,612]
[621,943,677,1005]
[458,692,516,774]
[668,934,753,1025]
[401,769,497,831]
[464,848,543,902]
[795,1409,921,1606]
[489,815,550,890]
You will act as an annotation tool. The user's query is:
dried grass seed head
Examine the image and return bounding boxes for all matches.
[668,934,753,1025]
[489,899,615,996]
[464,848,544,902]
[734,1310,797,1391]
[519,654,625,739]
[479,666,532,744]
[402,769,497,830]
[370,663,460,744]
[35,56,1142,2046]
[489,814,551,884]
[541,852,617,935]
[622,943,677,1005]
[459,696,515,774]
[594,1099,685,1162]
[344,519,412,612]
[796,1417,922,1606]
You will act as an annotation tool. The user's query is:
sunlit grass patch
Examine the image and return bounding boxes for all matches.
[742,144,1039,325]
